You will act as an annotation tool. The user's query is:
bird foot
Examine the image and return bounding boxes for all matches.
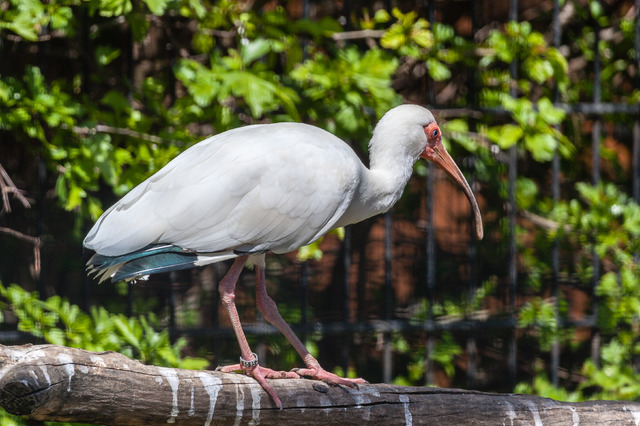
[216,362,300,409]
[292,366,368,389]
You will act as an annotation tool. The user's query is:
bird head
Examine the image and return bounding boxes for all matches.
[420,120,484,240]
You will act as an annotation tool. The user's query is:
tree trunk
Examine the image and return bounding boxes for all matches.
[0,344,638,425]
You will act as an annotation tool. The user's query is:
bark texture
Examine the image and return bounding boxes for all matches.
[0,344,639,425]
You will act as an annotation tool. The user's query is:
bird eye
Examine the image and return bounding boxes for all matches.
[432,128,439,138]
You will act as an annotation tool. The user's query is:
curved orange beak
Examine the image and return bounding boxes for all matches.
[421,142,484,240]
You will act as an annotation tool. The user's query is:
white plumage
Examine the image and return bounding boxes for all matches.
[84,104,482,408]
[85,123,362,255]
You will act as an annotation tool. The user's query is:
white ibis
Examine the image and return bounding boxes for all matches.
[84,104,483,408]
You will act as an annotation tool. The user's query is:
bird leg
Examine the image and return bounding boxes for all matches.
[215,256,298,409]
[254,265,367,388]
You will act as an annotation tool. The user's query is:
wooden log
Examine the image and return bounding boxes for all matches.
[0,344,638,425]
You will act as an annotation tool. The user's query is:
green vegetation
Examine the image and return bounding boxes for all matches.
[0,283,208,369]
[1,2,640,423]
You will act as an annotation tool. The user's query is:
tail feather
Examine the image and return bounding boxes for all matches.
[112,252,200,281]
[88,244,186,271]
[86,244,237,282]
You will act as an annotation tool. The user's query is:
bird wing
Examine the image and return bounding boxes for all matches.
[83,123,362,257]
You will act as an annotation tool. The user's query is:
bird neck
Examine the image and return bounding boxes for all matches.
[335,144,416,229]
[362,159,415,214]
[366,126,418,211]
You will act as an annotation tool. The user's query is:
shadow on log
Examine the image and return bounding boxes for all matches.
[0,344,639,425]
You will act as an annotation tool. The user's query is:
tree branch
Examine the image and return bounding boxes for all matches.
[331,29,385,40]
[0,163,30,214]
[0,344,638,425]
[0,228,41,278]
[71,124,165,144]
[0,165,41,278]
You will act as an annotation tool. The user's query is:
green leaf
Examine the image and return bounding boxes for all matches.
[589,0,603,18]
[537,97,565,125]
[95,46,122,66]
[174,60,220,107]
[487,123,523,149]
[241,38,272,64]
[524,133,556,162]
[50,6,73,30]
[412,28,434,49]
[373,9,390,23]
[101,90,131,113]
[8,16,39,41]
[128,11,151,41]
[516,177,539,209]
[65,183,87,210]
[98,0,133,17]
[443,118,468,133]
[525,58,554,83]
[380,31,406,50]
[143,0,168,15]
[425,58,451,81]
[178,356,209,370]
[180,0,206,18]
[49,146,68,160]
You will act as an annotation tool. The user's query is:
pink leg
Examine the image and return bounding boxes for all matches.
[255,265,367,388]
[216,256,298,409]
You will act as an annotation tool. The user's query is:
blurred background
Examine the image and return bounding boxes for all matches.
[1,0,640,421]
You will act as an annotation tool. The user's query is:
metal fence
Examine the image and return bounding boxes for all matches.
[3,0,639,393]
[124,0,640,391]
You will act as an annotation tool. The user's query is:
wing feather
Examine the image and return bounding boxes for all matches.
[84,123,362,257]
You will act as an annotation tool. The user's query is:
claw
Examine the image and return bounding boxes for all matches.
[217,363,300,409]
[293,366,367,388]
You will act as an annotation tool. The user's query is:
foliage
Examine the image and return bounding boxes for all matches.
[174,51,300,123]
[518,184,640,400]
[479,21,571,162]
[0,282,208,370]
[390,281,496,386]
[291,46,400,141]
[1,0,640,411]
[392,331,462,386]
[380,8,469,82]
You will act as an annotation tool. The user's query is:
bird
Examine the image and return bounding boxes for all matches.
[83,104,483,408]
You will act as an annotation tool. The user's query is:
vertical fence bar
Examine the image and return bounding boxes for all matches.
[37,159,47,298]
[342,226,352,374]
[425,160,436,386]
[212,263,221,364]
[632,0,640,375]
[300,261,308,338]
[80,6,92,94]
[168,272,177,341]
[634,0,640,204]
[466,0,479,389]
[507,0,519,391]
[125,25,136,316]
[383,210,393,383]
[79,9,93,311]
[34,17,46,299]
[339,0,352,378]
[127,282,134,317]
[507,146,518,390]
[550,0,562,388]
[466,154,479,389]
[298,0,310,360]
[634,123,640,204]
[590,9,602,367]
[424,0,437,387]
